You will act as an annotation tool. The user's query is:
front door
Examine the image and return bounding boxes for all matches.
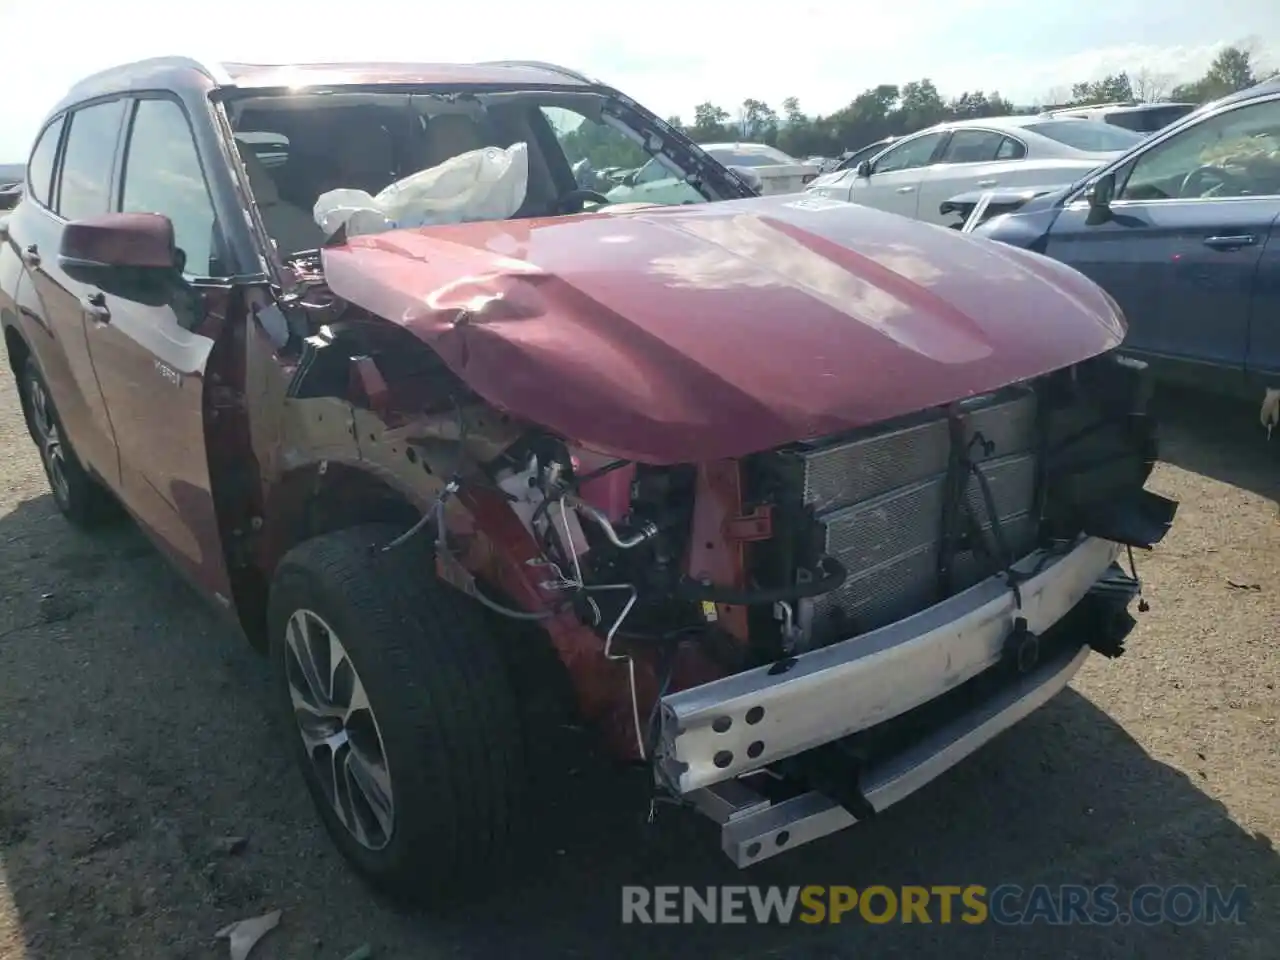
[80,94,234,603]
[14,103,127,486]
[845,131,946,219]
[1044,94,1280,371]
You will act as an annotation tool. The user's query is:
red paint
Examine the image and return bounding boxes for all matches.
[685,461,751,644]
[323,194,1126,466]
[59,212,176,269]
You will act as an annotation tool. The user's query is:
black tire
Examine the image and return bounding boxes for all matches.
[267,523,526,901]
[20,357,117,528]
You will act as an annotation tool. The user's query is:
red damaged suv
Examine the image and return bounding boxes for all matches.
[0,57,1176,897]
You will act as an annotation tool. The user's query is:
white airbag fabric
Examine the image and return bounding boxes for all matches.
[313,141,529,237]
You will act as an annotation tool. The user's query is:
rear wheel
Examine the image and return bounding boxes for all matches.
[20,358,116,528]
[267,523,527,901]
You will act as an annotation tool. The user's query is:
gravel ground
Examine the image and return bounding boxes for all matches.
[0,343,1276,959]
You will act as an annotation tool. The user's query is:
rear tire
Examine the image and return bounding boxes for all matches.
[267,523,526,902]
[20,358,117,528]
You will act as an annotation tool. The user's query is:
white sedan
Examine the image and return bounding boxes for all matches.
[701,143,821,195]
[804,116,1144,225]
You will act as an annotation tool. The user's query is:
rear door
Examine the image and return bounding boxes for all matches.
[1043,93,1280,372]
[14,101,128,487]
[844,131,946,218]
[1246,212,1280,382]
[80,94,234,603]
[915,129,1026,224]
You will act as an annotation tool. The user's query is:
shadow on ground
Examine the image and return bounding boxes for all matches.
[0,485,1274,960]
[1152,385,1279,507]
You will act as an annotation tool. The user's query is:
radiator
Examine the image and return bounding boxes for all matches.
[794,388,1040,640]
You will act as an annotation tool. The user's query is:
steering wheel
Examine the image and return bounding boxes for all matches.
[556,188,611,213]
[1179,165,1245,198]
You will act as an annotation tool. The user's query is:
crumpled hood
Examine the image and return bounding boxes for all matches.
[321,194,1125,464]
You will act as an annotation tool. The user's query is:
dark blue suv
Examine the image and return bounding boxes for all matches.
[976,80,1280,420]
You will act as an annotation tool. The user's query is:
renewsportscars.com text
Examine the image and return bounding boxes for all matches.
[621,884,1248,925]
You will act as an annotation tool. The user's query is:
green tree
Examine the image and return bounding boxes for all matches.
[1172,45,1261,102]
[739,99,779,141]
[1070,72,1134,105]
[691,102,732,141]
[898,79,949,129]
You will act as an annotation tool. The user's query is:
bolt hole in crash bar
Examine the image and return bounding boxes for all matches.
[657,533,1152,867]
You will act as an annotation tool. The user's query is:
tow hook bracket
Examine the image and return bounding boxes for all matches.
[1004,616,1040,674]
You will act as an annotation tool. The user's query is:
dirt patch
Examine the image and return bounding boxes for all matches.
[0,344,1276,958]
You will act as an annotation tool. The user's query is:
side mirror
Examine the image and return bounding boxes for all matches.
[855,160,873,178]
[1084,172,1116,225]
[1086,172,1115,207]
[623,170,639,187]
[58,213,182,306]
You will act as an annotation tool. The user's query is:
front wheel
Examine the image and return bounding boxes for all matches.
[267,524,527,901]
[20,358,116,528]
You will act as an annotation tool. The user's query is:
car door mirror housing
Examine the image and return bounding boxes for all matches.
[855,160,872,178]
[1086,172,1116,209]
[58,213,182,305]
[1083,172,1116,225]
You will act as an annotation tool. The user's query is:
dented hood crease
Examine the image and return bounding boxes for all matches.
[321,194,1125,464]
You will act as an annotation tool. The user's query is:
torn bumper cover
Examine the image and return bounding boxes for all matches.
[655,535,1145,864]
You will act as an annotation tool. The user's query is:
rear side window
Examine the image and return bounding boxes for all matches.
[58,99,127,220]
[26,116,65,207]
[120,98,221,276]
[939,130,1006,164]
[996,137,1026,160]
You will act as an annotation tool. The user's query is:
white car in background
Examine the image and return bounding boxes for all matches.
[805,115,1143,225]
[701,143,821,195]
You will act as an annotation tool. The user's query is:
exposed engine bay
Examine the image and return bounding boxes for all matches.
[280,301,1176,766]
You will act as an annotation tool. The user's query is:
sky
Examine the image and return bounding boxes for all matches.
[2,0,1279,160]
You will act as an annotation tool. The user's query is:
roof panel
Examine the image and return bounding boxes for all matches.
[218,60,593,89]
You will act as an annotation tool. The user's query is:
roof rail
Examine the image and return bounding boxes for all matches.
[478,60,594,84]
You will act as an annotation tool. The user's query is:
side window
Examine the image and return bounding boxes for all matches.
[938,130,1005,164]
[120,98,221,276]
[996,137,1026,160]
[1119,98,1280,201]
[26,116,65,208]
[872,133,944,174]
[59,99,127,221]
[541,106,705,205]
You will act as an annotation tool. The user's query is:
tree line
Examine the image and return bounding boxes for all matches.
[664,45,1277,160]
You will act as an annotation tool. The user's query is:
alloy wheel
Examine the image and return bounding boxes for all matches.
[285,609,395,850]
[28,376,70,506]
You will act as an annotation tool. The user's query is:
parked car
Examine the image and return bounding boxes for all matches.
[1,56,1175,899]
[975,78,1280,413]
[1045,102,1199,135]
[938,183,1067,229]
[699,142,820,194]
[0,163,22,212]
[806,115,1143,225]
[807,137,900,190]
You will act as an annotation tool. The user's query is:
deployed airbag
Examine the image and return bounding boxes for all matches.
[313,142,529,237]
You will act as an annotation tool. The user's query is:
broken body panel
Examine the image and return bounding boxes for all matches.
[244,194,1171,785]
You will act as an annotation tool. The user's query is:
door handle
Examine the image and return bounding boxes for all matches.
[977,179,998,187]
[896,186,915,194]
[82,291,111,323]
[21,243,40,267]
[1202,234,1256,250]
